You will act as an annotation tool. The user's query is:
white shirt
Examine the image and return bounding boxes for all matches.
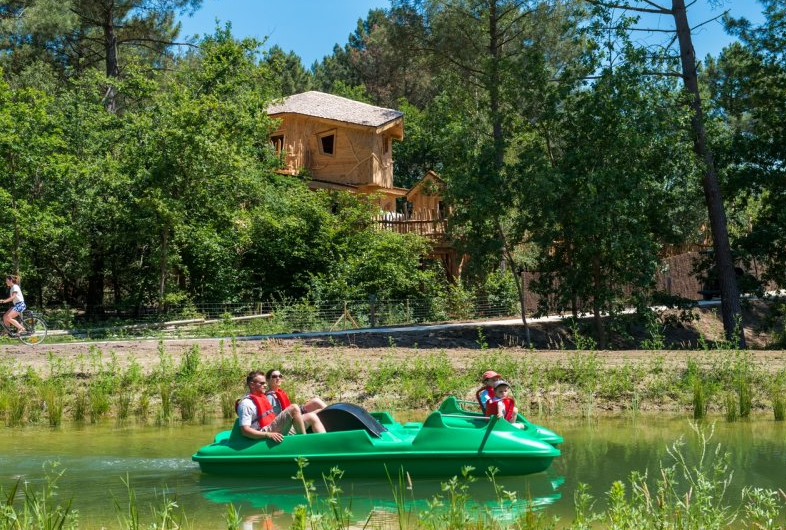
[237,397,261,429]
[10,284,23,304]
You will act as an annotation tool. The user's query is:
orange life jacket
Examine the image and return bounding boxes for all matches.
[485,397,516,422]
[236,394,276,428]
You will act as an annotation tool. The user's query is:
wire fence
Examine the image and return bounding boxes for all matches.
[35,297,522,339]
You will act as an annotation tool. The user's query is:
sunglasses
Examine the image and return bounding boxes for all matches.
[270,374,283,379]
[251,380,267,385]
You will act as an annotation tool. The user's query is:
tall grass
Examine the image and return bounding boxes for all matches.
[1,344,786,427]
[724,392,738,423]
[220,392,236,420]
[1,388,26,426]
[88,386,110,423]
[40,384,64,427]
[115,393,132,421]
[71,391,87,422]
[772,387,785,422]
[692,377,707,420]
[0,463,77,530]
[177,387,198,422]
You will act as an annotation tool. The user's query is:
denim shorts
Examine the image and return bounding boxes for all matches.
[12,302,26,313]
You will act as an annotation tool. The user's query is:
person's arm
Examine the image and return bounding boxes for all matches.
[240,425,283,442]
[238,401,284,442]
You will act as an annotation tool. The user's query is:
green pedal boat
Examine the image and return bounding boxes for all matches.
[192,401,560,478]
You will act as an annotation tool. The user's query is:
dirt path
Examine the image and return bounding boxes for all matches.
[1,299,783,374]
[3,330,786,375]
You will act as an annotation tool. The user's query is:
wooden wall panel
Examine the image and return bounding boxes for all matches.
[274,115,394,188]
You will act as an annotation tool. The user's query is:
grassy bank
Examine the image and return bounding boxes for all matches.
[1,341,786,427]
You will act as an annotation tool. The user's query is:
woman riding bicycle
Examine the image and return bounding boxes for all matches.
[2,275,26,336]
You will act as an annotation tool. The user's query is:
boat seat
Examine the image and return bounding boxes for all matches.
[317,403,388,438]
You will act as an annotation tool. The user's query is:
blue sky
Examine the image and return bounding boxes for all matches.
[177,1,765,67]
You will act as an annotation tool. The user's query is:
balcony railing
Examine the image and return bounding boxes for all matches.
[375,211,447,238]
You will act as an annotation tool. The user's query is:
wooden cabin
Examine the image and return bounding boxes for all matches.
[267,92,460,277]
[267,91,409,212]
[406,171,445,220]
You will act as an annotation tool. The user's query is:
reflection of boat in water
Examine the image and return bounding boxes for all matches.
[199,470,564,523]
[192,402,560,479]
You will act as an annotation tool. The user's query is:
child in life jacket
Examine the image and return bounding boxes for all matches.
[485,380,519,424]
[475,370,502,413]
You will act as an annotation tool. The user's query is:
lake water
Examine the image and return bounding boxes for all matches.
[1,414,784,528]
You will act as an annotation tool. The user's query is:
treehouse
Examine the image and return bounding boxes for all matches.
[267,92,459,275]
[267,91,408,212]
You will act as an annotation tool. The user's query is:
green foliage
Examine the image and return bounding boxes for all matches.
[0,462,77,530]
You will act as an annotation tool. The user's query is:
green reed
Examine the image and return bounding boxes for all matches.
[177,386,198,422]
[692,377,707,420]
[738,376,753,419]
[1,389,26,426]
[88,386,110,423]
[159,383,173,420]
[136,393,150,421]
[220,392,236,419]
[40,384,64,427]
[224,503,242,530]
[773,391,785,421]
[71,391,87,422]
[724,392,738,422]
[0,462,77,530]
[115,393,132,421]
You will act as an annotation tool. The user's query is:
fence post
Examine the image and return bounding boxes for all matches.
[369,294,376,328]
[343,300,347,330]
[406,298,411,323]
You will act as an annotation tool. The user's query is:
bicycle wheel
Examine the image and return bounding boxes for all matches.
[19,316,47,345]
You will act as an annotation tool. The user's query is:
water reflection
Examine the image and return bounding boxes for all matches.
[198,470,564,528]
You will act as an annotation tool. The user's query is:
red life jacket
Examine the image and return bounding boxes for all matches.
[236,394,276,428]
[475,386,493,411]
[271,388,291,410]
[485,397,516,422]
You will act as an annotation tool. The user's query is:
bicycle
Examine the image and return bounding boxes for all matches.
[0,310,48,345]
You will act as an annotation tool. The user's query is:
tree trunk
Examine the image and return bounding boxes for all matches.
[592,254,606,349]
[672,0,746,347]
[497,224,532,344]
[86,247,105,318]
[11,197,20,274]
[159,228,168,309]
[488,0,505,170]
[103,4,119,113]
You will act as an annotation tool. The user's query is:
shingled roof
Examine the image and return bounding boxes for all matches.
[267,91,403,128]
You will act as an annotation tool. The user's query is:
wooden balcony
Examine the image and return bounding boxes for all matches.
[375,211,447,239]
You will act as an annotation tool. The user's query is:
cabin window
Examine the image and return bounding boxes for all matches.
[318,130,336,156]
[270,134,285,153]
[383,137,390,154]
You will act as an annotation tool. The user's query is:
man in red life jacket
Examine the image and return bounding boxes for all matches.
[237,370,325,442]
[485,380,518,422]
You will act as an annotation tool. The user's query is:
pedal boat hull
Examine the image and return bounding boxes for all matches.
[192,404,559,478]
